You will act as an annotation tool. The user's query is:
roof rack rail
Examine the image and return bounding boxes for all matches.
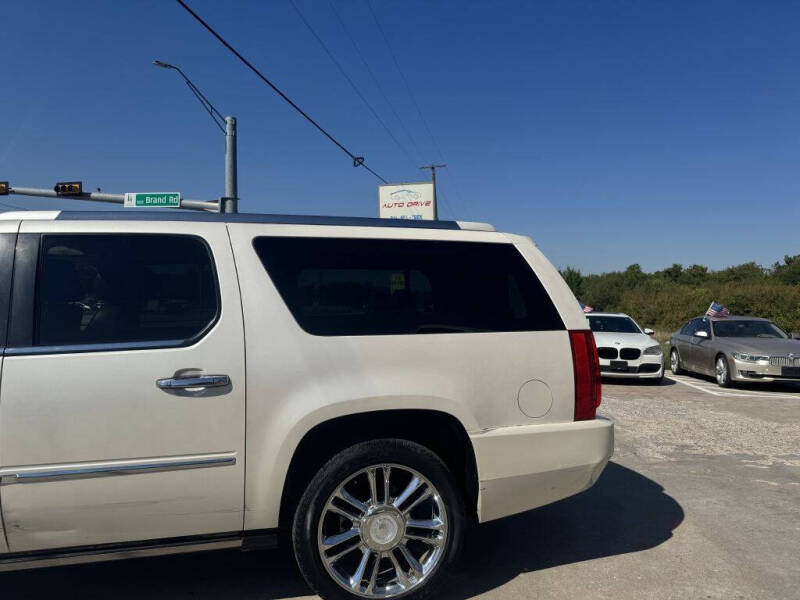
[0,210,497,232]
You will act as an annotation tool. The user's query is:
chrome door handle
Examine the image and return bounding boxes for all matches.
[156,374,230,390]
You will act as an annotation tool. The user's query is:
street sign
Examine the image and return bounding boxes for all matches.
[124,192,181,208]
[378,182,435,220]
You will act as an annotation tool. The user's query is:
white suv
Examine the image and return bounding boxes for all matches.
[0,211,613,600]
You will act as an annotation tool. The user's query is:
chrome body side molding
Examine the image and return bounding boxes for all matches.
[0,537,242,572]
[0,529,279,572]
[0,452,236,484]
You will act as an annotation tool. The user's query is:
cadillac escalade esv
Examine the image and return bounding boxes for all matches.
[0,211,613,600]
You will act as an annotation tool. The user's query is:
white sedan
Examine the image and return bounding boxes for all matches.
[587,312,664,382]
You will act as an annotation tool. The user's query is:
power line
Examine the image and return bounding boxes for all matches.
[288,0,417,170]
[175,0,389,184]
[365,0,472,219]
[0,200,28,211]
[327,0,426,165]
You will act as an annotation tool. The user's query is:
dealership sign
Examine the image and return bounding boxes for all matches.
[378,182,435,220]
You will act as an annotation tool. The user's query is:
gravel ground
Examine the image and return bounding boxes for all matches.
[3,374,799,599]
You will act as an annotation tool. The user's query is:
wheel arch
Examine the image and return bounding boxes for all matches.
[278,409,480,533]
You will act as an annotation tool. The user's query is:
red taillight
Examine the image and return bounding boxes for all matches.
[569,330,601,420]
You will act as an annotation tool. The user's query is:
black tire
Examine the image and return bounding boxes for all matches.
[715,354,732,388]
[292,439,465,600]
[670,348,685,375]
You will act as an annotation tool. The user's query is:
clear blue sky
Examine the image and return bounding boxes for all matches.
[2,1,799,273]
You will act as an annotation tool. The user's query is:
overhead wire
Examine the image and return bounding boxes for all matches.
[176,0,389,183]
[364,0,473,219]
[289,0,418,172]
[0,200,29,211]
[327,0,426,166]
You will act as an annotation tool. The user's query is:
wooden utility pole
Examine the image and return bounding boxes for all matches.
[419,164,446,220]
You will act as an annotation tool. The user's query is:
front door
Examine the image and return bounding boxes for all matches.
[0,219,246,552]
[674,319,697,370]
[692,318,715,375]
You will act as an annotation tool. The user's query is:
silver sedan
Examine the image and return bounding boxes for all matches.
[669,315,800,387]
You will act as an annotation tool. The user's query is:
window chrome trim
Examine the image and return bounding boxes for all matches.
[0,452,236,484]
[4,338,188,357]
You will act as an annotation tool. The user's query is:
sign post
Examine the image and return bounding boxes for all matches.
[378,182,435,220]
[123,192,181,208]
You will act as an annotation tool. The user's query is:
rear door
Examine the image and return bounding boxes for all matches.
[0,219,246,552]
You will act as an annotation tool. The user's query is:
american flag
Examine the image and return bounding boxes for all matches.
[706,302,730,318]
[581,303,594,313]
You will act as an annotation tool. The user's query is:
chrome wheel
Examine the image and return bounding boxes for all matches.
[716,356,729,386]
[317,464,448,598]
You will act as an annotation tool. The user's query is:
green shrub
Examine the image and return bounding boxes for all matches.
[560,256,800,334]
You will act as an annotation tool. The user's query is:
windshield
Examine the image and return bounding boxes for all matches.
[712,320,788,339]
[588,316,641,334]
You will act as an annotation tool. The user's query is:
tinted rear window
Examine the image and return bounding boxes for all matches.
[253,237,564,336]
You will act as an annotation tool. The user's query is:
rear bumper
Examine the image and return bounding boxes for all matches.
[470,417,614,522]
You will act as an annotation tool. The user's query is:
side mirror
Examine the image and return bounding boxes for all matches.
[694,330,709,339]
[792,332,800,340]
[644,328,654,335]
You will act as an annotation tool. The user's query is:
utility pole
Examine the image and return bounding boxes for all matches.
[420,164,446,220]
[153,60,238,213]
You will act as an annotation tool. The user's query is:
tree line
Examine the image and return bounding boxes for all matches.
[560,255,800,334]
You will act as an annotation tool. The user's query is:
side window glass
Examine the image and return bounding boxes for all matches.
[35,235,218,347]
[699,319,712,336]
[254,237,565,336]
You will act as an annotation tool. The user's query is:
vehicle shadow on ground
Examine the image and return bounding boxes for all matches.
[441,461,684,599]
[2,462,683,600]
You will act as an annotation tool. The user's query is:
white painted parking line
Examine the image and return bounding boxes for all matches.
[666,375,800,400]
[668,375,723,396]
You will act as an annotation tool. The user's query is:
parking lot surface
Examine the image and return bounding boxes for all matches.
[4,374,799,600]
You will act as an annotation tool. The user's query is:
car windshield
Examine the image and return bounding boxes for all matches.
[712,320,788,339]
[588,316,641,334]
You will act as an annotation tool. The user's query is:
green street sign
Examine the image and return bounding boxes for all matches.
[124,192,181,208]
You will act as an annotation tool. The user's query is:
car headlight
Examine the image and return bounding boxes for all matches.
[643,345,663,355]
[732,352,769,363]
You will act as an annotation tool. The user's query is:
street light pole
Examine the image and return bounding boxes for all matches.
[222,116,237,213]
[153,60,238,213]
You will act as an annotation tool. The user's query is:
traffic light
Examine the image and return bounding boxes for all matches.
[0,182,8,195]
[54,181,83,196]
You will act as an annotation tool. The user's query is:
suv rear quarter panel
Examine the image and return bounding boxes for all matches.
[228,224,580,530]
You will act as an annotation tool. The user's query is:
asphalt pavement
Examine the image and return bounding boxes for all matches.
[3,372,799,599]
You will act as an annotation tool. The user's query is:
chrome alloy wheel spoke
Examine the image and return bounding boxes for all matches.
[350,547,371,590]
[322,527,361,550]
[397,544,424,579]
[366,468,379,506]
[366,551,382,594]
[382,466,392,504]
